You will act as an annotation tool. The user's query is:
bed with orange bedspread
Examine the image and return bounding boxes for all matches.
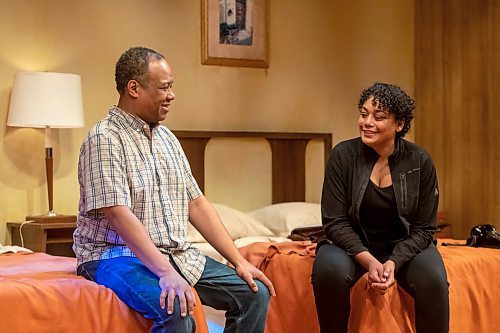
[239,239,500,333]
[1,131,332,333]
[0,252,209,333]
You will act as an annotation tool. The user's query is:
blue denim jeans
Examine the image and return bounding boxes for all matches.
[78,256,270,333]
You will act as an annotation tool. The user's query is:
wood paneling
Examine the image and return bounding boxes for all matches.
[415,0,499,238]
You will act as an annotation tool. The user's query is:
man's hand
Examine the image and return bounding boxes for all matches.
[102,206,195,316]
[158,270,196,317]
[235,260,276,297]
[188,196,276,297]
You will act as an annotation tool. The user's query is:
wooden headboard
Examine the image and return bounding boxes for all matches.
[173,131,332,204]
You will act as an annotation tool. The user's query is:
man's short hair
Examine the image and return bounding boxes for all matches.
[115,47,164,94]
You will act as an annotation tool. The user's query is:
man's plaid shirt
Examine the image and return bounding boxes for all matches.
[73,106,206,285]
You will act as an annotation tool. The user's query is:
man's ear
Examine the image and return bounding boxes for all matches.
[126,80,140,98]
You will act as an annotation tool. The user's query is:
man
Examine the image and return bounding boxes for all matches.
[73,46,274,333]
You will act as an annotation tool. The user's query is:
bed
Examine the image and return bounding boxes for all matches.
[238,240,500,333]
[0,130,331,333]
[3,130,498,333]
[0,251,209,333]
[174,131,500,333]
[176,130,332,263]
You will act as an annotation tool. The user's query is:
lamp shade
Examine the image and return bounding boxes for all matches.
[7,71,84,128]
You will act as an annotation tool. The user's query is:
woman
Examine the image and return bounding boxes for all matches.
[312,83,449,333]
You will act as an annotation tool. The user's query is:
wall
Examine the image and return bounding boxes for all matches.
[415,0,499,238]
[0,0,415,244]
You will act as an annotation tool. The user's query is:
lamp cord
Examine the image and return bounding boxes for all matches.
[19,220,34,248]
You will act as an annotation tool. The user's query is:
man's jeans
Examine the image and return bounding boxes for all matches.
[78,256,270,333]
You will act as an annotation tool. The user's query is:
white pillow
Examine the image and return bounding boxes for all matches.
[192,242,225,263]
[247,202,322,237]
[187,203,274,242]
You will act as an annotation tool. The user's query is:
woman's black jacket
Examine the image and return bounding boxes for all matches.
[321,137,439,270]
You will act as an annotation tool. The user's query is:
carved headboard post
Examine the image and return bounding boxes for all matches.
[267,138,310,203]
[176,137,210,192]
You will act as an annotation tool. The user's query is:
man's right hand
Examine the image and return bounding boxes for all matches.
[158,270,196,317]
[102,206,196,317]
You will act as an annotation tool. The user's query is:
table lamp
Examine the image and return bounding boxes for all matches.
[7,71,84,223]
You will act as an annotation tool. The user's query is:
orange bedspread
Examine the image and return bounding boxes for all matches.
[0,252,208,333]
[239,240,500,333]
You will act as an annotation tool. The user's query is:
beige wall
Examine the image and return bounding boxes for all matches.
[0,0,414,244]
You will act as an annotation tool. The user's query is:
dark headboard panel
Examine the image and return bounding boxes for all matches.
[173,131,332,204]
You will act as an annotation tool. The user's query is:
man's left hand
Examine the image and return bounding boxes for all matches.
[235,260,276,297]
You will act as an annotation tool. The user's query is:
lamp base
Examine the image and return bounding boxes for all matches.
[26,214,77,223]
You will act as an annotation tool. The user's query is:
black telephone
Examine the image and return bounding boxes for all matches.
[466,224,500,249]
[441,224,500,249]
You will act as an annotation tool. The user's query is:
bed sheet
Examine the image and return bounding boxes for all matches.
[0,252,208,333]
[239,239,500,333]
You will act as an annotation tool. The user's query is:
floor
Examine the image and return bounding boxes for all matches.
[203,305,224,333]
[206,321,223,333]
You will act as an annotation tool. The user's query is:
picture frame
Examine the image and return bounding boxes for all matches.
[202,0,269,68]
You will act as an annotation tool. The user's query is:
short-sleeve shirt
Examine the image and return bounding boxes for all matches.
[73,106,206,285]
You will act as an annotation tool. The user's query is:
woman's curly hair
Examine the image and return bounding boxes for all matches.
[358,82,415,138]
[115,46,164,94]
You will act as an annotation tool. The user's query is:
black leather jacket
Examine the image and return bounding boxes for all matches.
[321,137,439,270]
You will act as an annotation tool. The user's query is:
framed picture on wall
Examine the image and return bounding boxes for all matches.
[202,0,269,68]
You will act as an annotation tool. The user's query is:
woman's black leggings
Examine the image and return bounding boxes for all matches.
[311,243,449,333]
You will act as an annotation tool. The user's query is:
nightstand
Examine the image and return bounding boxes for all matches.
[8,217,77,257]
[435,211,452,238]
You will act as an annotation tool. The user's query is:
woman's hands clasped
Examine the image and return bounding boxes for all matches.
[368,260,396,295]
